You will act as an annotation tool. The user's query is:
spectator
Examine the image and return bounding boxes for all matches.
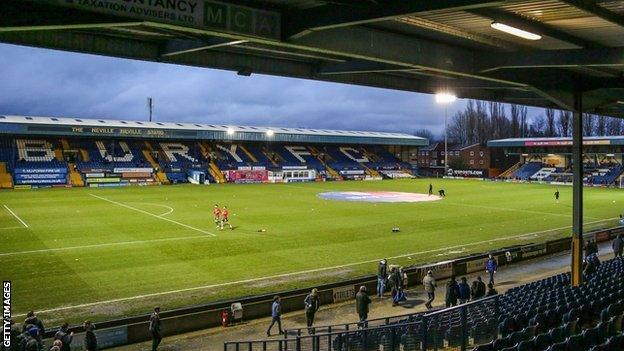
[266,296,283,336]
[84,321,97,351]
[583,258,597,278]
[445,276,459,308]
[23,327,40,351]
[377,259,387,298]
[389,266,403,306]
[458,277,471,304]
[471,276,486,300]
[304,288,320,333]
[422,270,436,309]
[51,340,63,350]
[54,323,73,351]
[485,254,498,285]
[355,286,371,323]
[49,348,60,351]
[22,312,44,334]
[486,283,498,296]
[4,319,20,351]
[149,307,162,351]
[612,234,623,258]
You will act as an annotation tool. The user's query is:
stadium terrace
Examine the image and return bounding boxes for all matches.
[0,115,426,188]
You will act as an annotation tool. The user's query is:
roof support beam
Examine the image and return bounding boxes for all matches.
[160,38,247,57]
[285,0,504,39]
[478,47,624,72]
[561,0,624,28]
[468,8,596,48]
[316,60,414,75]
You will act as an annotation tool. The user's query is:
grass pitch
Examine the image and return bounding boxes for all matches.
[1,179,622,325]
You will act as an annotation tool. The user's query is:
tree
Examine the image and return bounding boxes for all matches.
[607,117,622,136]
[530,115,546,137]
[413,128,435,141]
[510,104,521,138]
[557,110,571,137]
[596,115,607,136]
[583,113,595,136]
[545,108,557,137]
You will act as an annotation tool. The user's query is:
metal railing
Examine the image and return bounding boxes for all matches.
[224,296,500,351]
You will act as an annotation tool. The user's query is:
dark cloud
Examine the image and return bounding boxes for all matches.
[0,43,480,136]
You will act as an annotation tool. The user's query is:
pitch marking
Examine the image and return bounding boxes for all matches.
[89,194,216,237]
[132,202,174,217]
[3,205,29,228]
[11,216,616,316]
[445,201,599,220]
[0,235,209,257]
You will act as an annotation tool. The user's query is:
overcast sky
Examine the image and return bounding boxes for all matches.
[0,43,476,136]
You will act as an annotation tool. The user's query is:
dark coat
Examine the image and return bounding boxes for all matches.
[458,282,471,300]
[613,237,623,253]
[21,318,43,334]
[84,330,98,351]
[389,270,402,290]
[304,293,320,314]
[471,280,486,299]
[377,262,387,279]
[356,291,371,315]
[53,329,72,351]
[445,280,459,304]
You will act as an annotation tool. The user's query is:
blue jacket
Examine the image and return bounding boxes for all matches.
[486,258,497,272]
[271,301,281,317]
[458,282,471,300]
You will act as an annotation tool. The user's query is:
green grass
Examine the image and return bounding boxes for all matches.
[1,179,622,325]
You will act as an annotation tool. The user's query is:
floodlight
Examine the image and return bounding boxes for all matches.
[266,129,274,137]
[435,92,457,104]
[491,22,541,40]
[226,127,235,136]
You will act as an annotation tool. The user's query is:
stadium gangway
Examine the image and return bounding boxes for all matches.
[224,295,500,351]
[282,306,444,338]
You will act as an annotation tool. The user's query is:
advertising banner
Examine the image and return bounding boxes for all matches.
[14,167,67,174]
[85,173,105,178]
[225,169,268,183]
[14,173,66,180]
[122,172,152,179]
[14,178,66,185]
[88,178,121,183]
[332,285,355,303]
[520,243,547,259]
[113,167,153,173]
[446,168,488,178]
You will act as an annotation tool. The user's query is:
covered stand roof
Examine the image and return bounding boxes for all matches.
[0,115,427,146]
[489,135,624,147]
[1,0,623,117]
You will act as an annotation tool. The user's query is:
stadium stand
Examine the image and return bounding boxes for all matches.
[225,256,624,351]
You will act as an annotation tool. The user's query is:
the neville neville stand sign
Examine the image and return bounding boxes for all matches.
[40,0,281,40]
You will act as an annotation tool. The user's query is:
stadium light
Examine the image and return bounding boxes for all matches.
[491,22,541,41]
[227,127,235,136]
[435,92,457,104]
[266,129,274,137]
[435,92,457,177]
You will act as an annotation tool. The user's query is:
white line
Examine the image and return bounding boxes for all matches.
[132,202,174,217]
[12,216,617,317]
[89,194,216,237]
[3,205,29,228]
[0,226,25,231]
[445,201,599,220]
[0,235,210,257]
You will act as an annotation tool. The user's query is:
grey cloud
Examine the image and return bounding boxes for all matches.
[0,43,469,135]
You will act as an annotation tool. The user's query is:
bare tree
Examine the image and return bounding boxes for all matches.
[530,115,546,137]
[510,104,521,138]
[583,113,595,136]
[607,117,622,136]
[596,115,607,136]
[557,110,571,137]
[413,128,435,141]
[545,108,557,137]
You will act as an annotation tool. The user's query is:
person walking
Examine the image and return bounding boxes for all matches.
[376,259,388,298]
[304,289,320,333]
[445,276,460,308]
[458,277,471,304]
[266,296,284,336]
[485,254,498,285]
[355,286,372,323]
[149,307,162,351]
[612,234,623,258]
[83,321,97,351]
[53,323,73,351]
[470,276,486,300]
[428,183,433,196]
[389,266,403,306]
[422,270,436,309]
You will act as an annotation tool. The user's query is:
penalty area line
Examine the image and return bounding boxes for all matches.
[3,204,29,228]
[89,194,216,237]
[12,216,617,317]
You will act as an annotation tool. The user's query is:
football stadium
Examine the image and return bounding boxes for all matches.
[3,1,624,351]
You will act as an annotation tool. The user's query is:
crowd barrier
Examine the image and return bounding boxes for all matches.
[36,225,623,350]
